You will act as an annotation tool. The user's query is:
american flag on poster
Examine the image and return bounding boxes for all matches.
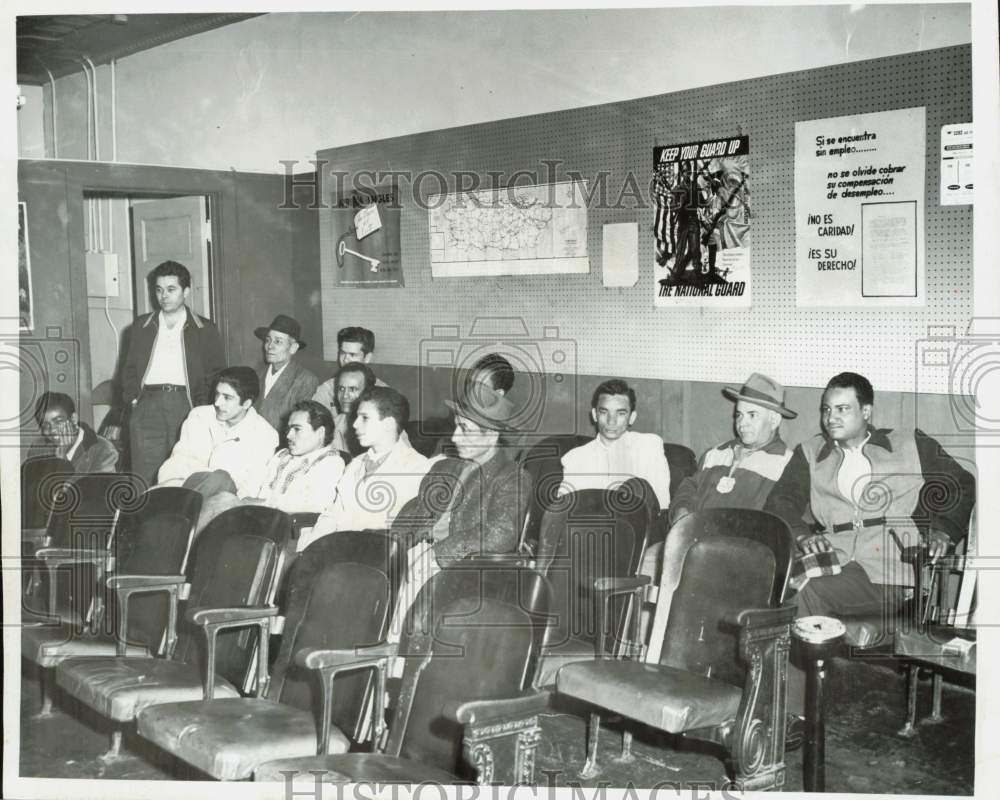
[652,135,752,307]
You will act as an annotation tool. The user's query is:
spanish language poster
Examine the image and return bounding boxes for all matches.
[794,107,925,306]
[332,184,404,288]
[652,135,752,308]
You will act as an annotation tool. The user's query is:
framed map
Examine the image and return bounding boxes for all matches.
[428,181,589,277]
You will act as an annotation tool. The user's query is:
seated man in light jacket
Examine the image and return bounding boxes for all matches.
[157,366,278,498]
[301,387,429,550]
[193,399,346,533]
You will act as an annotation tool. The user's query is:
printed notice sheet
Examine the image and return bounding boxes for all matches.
[795,107,925,306]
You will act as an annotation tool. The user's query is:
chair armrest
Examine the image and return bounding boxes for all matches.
[296,641,398,672]
[729,603,797,771]
[107,574,189,657]
[297,642,398,755]
[725,604,797,631]
[595,576,652,658]
[444,690,551,725]
[34,547,106,566]
[22,528,49,549]
[190,606,280,701]
[35,547,109,624]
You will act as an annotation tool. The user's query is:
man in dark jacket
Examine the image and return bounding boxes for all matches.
[120,261,225,486]
[253,314,319,437]
[30,391,118,473]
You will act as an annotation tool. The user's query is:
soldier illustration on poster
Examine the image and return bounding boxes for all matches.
[653,135,752,307]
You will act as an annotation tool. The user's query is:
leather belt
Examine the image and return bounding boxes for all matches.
[143,384,186,392]
[814,516,886,534]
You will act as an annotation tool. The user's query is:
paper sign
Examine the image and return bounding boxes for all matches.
[602,222,638,287]
[795,107,925,307]
[354,203,382,239]
[940,123,973,206]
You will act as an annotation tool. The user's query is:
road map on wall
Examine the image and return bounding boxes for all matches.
[428,181,590,277]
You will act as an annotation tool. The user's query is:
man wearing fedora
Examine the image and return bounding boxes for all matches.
[253,314,320,436]
[670,372,796,523]
[397,382,532,566]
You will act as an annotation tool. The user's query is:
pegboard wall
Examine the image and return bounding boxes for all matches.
[317,46,972,394]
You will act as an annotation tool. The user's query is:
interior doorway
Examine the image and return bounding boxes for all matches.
[81,191,213,430]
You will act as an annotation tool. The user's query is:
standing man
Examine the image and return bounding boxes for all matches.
[121,261,225,486]
[312,361,376,456]
[670,373,795,523]
[253,314,319,435]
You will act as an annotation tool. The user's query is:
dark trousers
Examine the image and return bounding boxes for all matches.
[787,562,900,714]
[128,390,191,488]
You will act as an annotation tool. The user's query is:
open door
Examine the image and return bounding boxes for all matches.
[131,196,212,318]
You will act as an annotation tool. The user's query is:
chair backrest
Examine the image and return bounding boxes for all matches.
[663,442,698,503]
[388,563,550,777]
[172,505,294,688]
[270,531,406,741]
[648,508,793,688]
[21,455,74,528]
[108,486,203,650]
[518,434,590,553]
[42,472,143,618]
[535,478,657,652]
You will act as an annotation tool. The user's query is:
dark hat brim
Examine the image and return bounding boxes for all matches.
[444,398,516,433]
[722,386,797,419]
[254,325,305,349]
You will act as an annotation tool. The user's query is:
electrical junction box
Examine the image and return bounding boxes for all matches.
[86,252,120,297]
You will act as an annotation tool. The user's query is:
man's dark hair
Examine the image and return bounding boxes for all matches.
[825,372,874,407]
[149,260,192,290]
[290,399,335,446]
[471,353,515,394]
[337,361,376,390]
[592,378,636,413]
[337,326,375,355]
[34,391,75,426]
[213,366,261,404]
[357,386,409,433]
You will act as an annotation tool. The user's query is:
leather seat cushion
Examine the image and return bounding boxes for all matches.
[23,626,148,668]
[56,657,239,721]
[536,636,599,687]
[556,659,742,732]
[137,698,350,780]
[255,754,460,784]
[895,627,976,674]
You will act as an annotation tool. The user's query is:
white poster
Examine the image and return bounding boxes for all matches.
[795,107,925,307]
[941,123,973,206]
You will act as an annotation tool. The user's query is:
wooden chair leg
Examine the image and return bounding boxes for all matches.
[615,729,634,762]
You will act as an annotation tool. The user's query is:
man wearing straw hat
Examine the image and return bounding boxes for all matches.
[671,372,796,523]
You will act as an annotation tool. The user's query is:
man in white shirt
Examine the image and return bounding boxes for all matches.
[193,399,345,532]
[560,378,671,510]
[157,366,278,497]
[303,387,428,549]
[120,261,225,486]
[253,314,319,436]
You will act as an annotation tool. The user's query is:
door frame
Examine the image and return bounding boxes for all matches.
[20,159,240,426]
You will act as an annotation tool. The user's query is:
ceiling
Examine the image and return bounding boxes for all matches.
[17,13,262,85]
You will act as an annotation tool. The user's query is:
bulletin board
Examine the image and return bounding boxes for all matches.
[317,46,971,394]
